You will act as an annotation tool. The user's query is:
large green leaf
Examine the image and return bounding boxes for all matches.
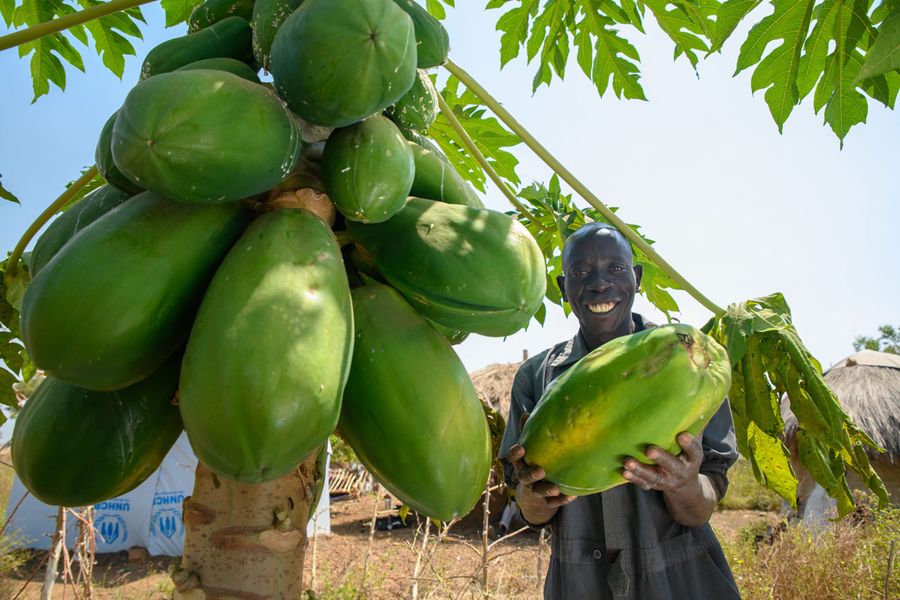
[703,293,889,515]
[856,5,900,81]
[78,0,144,78]
[574,0,646,99]
[160,0,201,26]
[430,76,523,193]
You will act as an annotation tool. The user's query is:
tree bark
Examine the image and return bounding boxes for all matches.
[174,452,321,600]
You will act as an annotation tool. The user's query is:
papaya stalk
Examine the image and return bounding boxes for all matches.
[5,165,98,282]
[0,0,155,52]
[435,93,542,228]
[443,59,725,317]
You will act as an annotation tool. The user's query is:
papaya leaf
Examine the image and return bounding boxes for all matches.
[856,6,900,82]
[160,0,201,27]
[574,0,646,99]
[0,368,16,413]
[77,0,144,78]
[710,0,763,52]
[705,292,888,512]
[0,175,20,204]
[431,76,522,193]
[492,0,541,68]
[0,332,25,374]
[425,0,448,20]
[747,421,798,508]
[0,262,21,338]
[642,0,716,69]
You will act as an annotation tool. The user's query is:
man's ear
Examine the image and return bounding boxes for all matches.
[556,275,567,302]
[633,264,643,290]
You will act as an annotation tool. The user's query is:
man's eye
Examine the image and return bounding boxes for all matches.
[572,269,588,278]
[609,265,625,273]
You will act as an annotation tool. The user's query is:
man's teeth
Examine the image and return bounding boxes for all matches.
[587,302,617,314]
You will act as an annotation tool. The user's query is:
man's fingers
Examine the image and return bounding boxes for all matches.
[517,465,546,486]
[643,446,680,471]
[676,433,703,465]
[506,444,525,464]
[529,481,561,497]
[545,494,577,508]
[518,412,530,433]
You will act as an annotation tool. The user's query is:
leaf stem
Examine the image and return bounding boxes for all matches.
[0,0,155,52]
[444,59,726,317]
[434,93,542,226]
[5,165,99,279]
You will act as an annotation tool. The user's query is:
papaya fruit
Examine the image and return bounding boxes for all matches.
[175,57,261,82]
[140,16,253,81]
[95,111,144,195]
[179,209,353,483]
[391,0,449,68]
[386,69,438,130]
[401,128,483,208]
[112,69,301,204]
[347,198,545,336]
[520,324,732,495]
[29,185,131,276]
[20,191,251,391]
[251,0,303,71]
[188,0,255,32]
[270,0,417,127]
[322,115,414,223]
[11,351,183,507]
[339,283,491,521]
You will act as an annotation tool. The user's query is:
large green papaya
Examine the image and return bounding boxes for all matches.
[29,185,131,276]
[270,0,417,127]
[347,199,545,336]
[95,111,144,195]
[390,0,449,68]
[251,0,303,71]
[179,210,353,483]
[140,17,253,80]
[188,0,255,32]
[112,70,301,204]
[11,352,183,507]
[520,324,732,495]
[175,57,261,82]
[401,128,483,208]
[386,69,438,130]
[20,192,251,391]
[339,283,491,521]
[322,115,414,223]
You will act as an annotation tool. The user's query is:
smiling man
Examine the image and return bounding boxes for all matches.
[499,222,741,599]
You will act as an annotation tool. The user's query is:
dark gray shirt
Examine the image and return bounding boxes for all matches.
[499,315,741,599]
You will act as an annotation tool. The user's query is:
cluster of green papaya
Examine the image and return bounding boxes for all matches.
[13,0,547,522]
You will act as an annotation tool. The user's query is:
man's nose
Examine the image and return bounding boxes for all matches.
[585,273,612,291]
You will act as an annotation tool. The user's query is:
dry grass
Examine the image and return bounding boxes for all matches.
[724,496,899,600]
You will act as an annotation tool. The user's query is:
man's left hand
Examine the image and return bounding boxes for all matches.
[621,432,703,495]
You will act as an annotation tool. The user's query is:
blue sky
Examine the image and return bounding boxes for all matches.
[1,0,898,388]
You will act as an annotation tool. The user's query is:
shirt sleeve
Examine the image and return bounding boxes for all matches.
[698,398,739,502]
[499,362,539,488]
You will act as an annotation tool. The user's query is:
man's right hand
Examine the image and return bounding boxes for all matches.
[506,413,576,525]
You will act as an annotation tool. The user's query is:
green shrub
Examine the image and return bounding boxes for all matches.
[719,457,783,511]
[723,495,900,599]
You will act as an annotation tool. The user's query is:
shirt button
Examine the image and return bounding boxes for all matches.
[592,549,602,559]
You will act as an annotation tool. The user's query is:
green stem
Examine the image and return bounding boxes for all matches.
[443,59,726,317]
[0,0,155,52]
[5,165,99,278]
[434,93,542,228]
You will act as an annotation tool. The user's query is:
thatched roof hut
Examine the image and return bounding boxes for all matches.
[469,362,521,420]
[823,350,900,462]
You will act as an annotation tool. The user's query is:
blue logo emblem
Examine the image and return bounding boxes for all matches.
[95,515,128,545]
[151,508,183,539]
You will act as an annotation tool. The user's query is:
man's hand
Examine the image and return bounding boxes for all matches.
[622,432,718,527]
[506,414,576,526]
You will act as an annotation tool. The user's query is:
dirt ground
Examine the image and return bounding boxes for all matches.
[2,490,777,600]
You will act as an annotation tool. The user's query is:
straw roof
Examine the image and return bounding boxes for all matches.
[824,350,900,462]
[469,362,521,420]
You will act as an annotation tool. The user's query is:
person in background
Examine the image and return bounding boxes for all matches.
[499,222,741,599]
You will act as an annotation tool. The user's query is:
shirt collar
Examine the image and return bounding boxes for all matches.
[549,313,650,369]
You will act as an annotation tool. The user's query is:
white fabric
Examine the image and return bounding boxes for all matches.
[5,433,331,556]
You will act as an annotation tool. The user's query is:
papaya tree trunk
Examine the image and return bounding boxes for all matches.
[174,452,321,599]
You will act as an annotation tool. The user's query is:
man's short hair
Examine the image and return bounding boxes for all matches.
[561,222,633,269]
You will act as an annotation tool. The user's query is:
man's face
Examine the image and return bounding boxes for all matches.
[556,227,642,348]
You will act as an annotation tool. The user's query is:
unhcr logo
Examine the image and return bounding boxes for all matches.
[93,498,131,512]
[95,515,128,545]
[152,491,186,507]
[151,508,184,539]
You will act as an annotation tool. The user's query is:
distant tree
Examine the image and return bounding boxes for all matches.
[853,325,900,354]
